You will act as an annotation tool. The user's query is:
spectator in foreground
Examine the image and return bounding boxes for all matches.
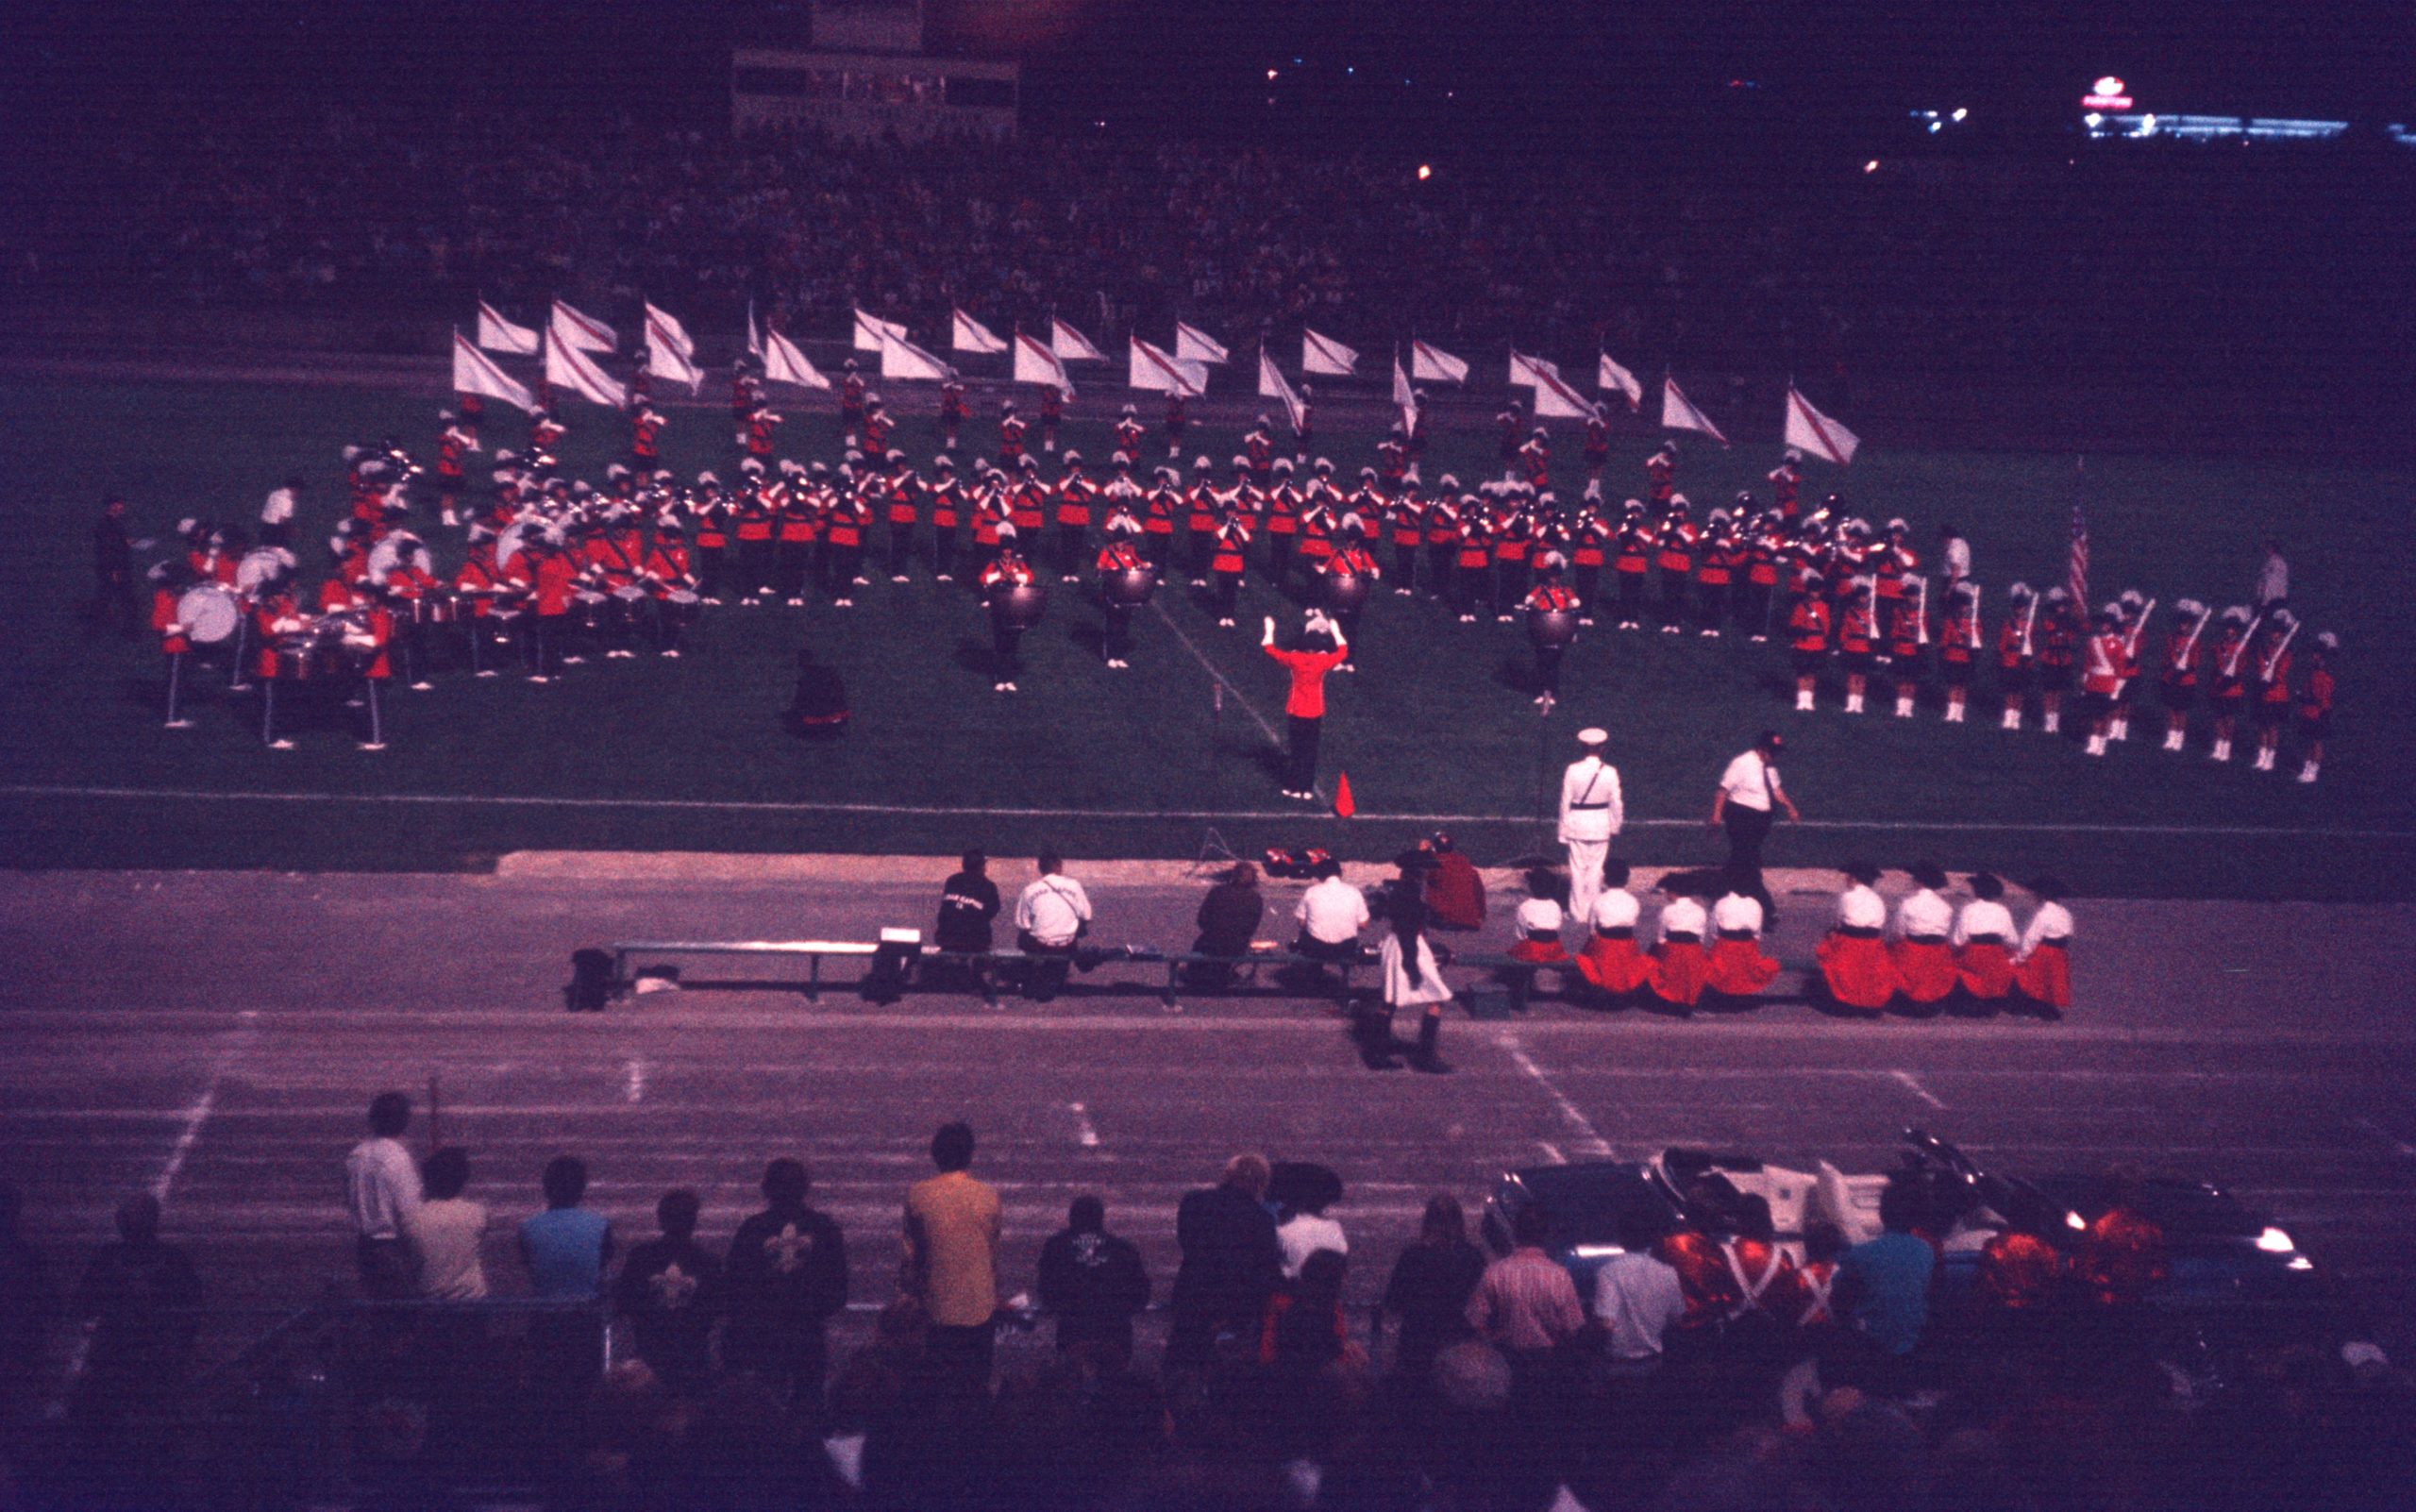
[1036,1195,1151,1363]
[1834,1177,1936,1394]
[1377,1193,1486,1383]
[1593,1204,1686,1375]
[901,1120,1002,1386]
[726,1158,848,1412]
[1465,1202,1584,1382]
[1012,849,1092,1001]
[1168,1152,1283,1372]
[344,1090,421,1299]
[72,1194,201,1434]
[0,1182,52,1426]
[614,1188,722,1397]
[1271,1162,1349,1280]
[1187,860,1265,988]
[403,1146,488,1300]
[520,1154,612,1299]
[1262,1247,1352,1372]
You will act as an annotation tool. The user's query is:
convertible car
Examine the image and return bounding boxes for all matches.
[1479,1129,2318,1313]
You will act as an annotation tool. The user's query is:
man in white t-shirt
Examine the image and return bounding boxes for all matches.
[1707,731,1800,910]
[1292,858,1371,1000]
[1593,1209,1686,1372]
[1557,728,1625,925]
[403,1146,490,1300]
[345,1090,423,1298]
[1014,850,1093,1001]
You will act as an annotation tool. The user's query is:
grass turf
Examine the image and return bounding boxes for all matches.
[2,375,2410,897]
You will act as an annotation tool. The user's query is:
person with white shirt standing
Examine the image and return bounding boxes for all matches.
[1557,729,1625,926]
[1575,858,1653,1003]
[345,1090,423,1298]
[1890,861,1958,1011]
[1952,871,2019,1005]
[1707,731,1799,913]
[260,477,305,549]
[1014,850,1093,1002]
[1592,1207,1687,1376]
[2012,874,2075,1016]
[1814,860,1899,1013]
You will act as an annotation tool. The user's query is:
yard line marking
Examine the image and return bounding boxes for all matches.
[1068,1101,1101,1149]
[1536,1140,1567,1165]
[4,783,2404,839]
[1889,1070,1947,1110]
[625,1057,646,1103]
[2356,1117,2416,1157]
[152,1081,220,1202]
[1502,1038,1613,1156]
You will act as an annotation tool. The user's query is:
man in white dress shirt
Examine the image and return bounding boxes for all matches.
[1707,731,1800,911]
[1014,850,1093,1001]
[345,1090,423,1298]
[1558,728,1625,926]
[1293,857,1372,998]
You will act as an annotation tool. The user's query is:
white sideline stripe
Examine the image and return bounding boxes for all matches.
[1068,1100,1101,1149]
[2,783,2404,838]
[153,1082,220,1202]
[624,1057,646,1103]
[1503,1038,1613,1156]
[2356,1118,2416,1158]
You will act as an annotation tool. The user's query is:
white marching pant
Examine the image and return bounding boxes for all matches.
[1566,838,1610,926]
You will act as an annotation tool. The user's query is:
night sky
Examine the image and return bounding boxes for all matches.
[5,0,2408,141]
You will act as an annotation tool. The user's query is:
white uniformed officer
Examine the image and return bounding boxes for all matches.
[1557,729,1625,926]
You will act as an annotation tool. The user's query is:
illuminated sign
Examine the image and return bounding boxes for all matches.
[2082,76,2133,109]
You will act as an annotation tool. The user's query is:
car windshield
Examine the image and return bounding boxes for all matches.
[1508,1164,1658,1248]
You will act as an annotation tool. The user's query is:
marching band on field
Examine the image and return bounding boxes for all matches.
[132,374,2336,783]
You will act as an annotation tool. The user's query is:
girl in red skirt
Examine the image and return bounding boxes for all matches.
[1574,859,1653,1005]
[1953,871,2019,1003]
[1814,860,1898,1014]
[1703,880,1782,1002]
[2013,875,2073,1016]
[1889,861,1960,1011]
[1648,876,1711,1012]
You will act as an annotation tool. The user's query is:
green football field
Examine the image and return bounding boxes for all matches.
[2,374,2409,897]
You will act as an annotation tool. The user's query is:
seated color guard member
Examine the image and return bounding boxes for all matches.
[1890,861,1958,1011]
[1814,860,1898,1013]
[1952,871,2018,1005]
[1701,879,1782,1004]
[2011,876,2073,1016]
[1573,859,1653,1005]
[1646,875,1710,1014]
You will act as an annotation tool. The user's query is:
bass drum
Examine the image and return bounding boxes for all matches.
[1527,608,1580,647]
[176,584,243,645]
[1101,567,1157,608]
[988,582,1048,630]
[1323,572,1372,614]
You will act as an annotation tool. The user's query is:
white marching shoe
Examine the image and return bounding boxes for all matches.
[2162,729,2185,751]
[2085,734,2107,756]
[2001,708,2021,731]
[1795,690,1815,712]
[1893,697,1914,718]
[2210,738,2232,763]
[1843,694,1865,714]
[1943,703,1965,724]
[2042,713,2060,734]
[2298,761,2320,784]
[2254,748,2275,771]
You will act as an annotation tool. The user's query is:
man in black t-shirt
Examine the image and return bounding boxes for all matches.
[613,1188,722,1396]
[931,848,1002,992]
[1036,1195,1150,1362]
[724,1159,848,1417]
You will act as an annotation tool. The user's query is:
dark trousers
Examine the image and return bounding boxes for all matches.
[1017,929,1076,999]
[1392,540,1418,590]
[1214,570,1241,619]
[1723,805,1775,904]
[1617,569,1647,622]
[932,527,959,579]
[889,521,915,576]
[1536,646,1566,696]
[1055,521,1085,576]
[1286,714,1322,793]
[1103,606,1132,661]
[928,1322,995,1387]
[357,1235,415,1299]
[696,545,726,598]
[991,623,1022,680]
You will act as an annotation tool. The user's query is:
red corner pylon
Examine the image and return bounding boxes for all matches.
[1333,770,1356,818]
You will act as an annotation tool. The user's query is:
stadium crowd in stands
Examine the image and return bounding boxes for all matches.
[2,1104,2408,1511]
[13,100,2407,394]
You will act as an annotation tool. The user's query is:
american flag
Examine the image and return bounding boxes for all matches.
[2065,503,2090,610]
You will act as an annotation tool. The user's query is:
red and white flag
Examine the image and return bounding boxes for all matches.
[1052,318,1110,363]
[1660,376,1728,446]
[1783,386,1859,465]
[643,301,695,360]
[1258,346,1307,432]
[644,306,702,393]
[880,332,955,383]
[1533,368,1594,420]
[1013,329,1074,395]
[762,328,830,391]
[1411,339,1468,384]
[453,330,535,412]
[550,299,616,354]
[1301,328,1358,377]
[1131,338,1207,396]
[1509,350,1562,389]
[1392,352,1418,435]
[951,308,1009,355]
[546,330,627,409]
[476,301,540,356]
[1597,352,1642,412]
[1174,321,1229,365]
[853,309,907,352]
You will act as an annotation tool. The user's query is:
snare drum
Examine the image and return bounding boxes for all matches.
[573,589,609,630]
[410,593,459,627]
[663,589,702,625]
[612,585,647,604]
[269,636,339,680]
